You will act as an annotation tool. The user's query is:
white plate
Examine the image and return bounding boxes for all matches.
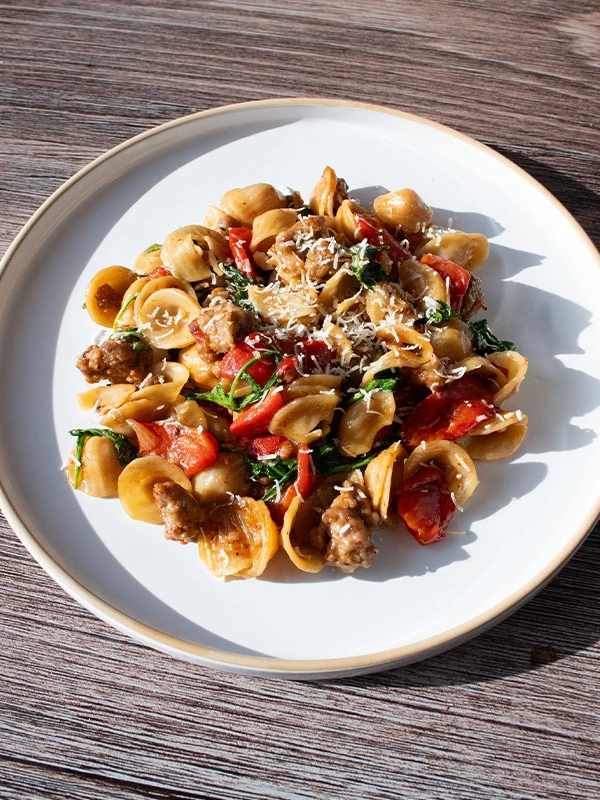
[1,98,599,679]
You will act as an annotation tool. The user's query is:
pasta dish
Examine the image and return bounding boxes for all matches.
[68,167,528,577]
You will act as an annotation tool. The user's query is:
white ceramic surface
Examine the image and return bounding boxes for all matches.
[1,98,599,679]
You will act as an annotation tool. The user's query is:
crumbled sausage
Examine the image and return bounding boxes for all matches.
[461,273,486,319]
[94,283,122,312]
[76,338,152,385]
[310,473,379,572]
[153,481,206,544]
[195,289,258,354]
[270,216,348,284]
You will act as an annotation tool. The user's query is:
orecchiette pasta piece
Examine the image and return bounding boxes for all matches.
[67,436,123,497]
[197,497,279,578]
[250,208,298,253]
[192,452,251,506]
[118,455,192,523]
[202,407,234,442]
[114,276,149,329]
[417,230,489,270]
[373,189,433,234]
[336,391,396,457]
[376,324,434,370]
[178,344,221,390]
[171,397,207,428]
[220,183,286,228]
[136,288,200,349]
[332,199,368,242]
[360,351,407,387]
[280,477,342,573]
[397,258,449,307]
[404,440,478,506]
[309,166,348,219]
[133,274,196,319]
[202,205,239,233]
[101,362,189,435]
[364,441,408,520]
[282,374,342,401]
[161,225,229,282]
[247,283,320,327]
[318,268,360,312]
[487,351,528,405]
[460,410,528,461]
[77,383,136,413]
[320,320,354,366]
[133,245,163,275]
[269,393,340,443]
[85,266,138,328]
[428,318,474,362]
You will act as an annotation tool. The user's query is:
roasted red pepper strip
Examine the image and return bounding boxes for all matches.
[420,253,471,313]
[295,443,317,499]
[228,227,260,280]
[221,341,277,387]
[356,216,412,264]
[400,375,496,448]
[397,467,456,545]
[229,387,285,437]
[132,421,219,478]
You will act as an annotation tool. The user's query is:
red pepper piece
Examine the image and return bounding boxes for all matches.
[147,266,172,279]
[228,227,260,280]
[229,388,285,437]
[397,467,456,545]
[132,421,219,478]
[420,253,471,313]
[295,339,336,371]
[221,341,277,387]
[356,216,412,264]
[244,434,290,459]
[400,375,496,448]
[295,443,317,499]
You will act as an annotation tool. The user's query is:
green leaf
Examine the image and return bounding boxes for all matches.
[143,243,162,254]
[243,454,298,503]
[220,261,258,310]
[346,368,401,405]
[112,292,138,332]
[349,241,388,289]
[69,428,138,489]
[311,443,380,475]
[111,327,150,352]
[422,300,460,325]
[183,348,282,412]
[467,319,515,355]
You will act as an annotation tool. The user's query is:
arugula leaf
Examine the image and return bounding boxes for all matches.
[311,442,380,475]
[69,428,138,489]
[422,300,460,324]
[112,293,138,332]
[346,367,402,405]
[349,241,388,289]
[111,327,150,352]
[249,456,299,503]
[143,243,162,254]
[220,261,258,311]
[467,319,515,355]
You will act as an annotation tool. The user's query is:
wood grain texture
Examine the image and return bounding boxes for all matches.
[1,1,599,798]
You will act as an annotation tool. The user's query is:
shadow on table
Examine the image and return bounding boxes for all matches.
[327,158,600,688]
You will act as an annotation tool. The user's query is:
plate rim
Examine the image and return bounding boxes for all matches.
[1,96,600,677]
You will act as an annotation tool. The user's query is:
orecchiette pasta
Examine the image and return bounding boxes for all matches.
[69,166,527,576]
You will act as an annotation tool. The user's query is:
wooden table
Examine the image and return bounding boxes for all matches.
[1,2,599,797]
